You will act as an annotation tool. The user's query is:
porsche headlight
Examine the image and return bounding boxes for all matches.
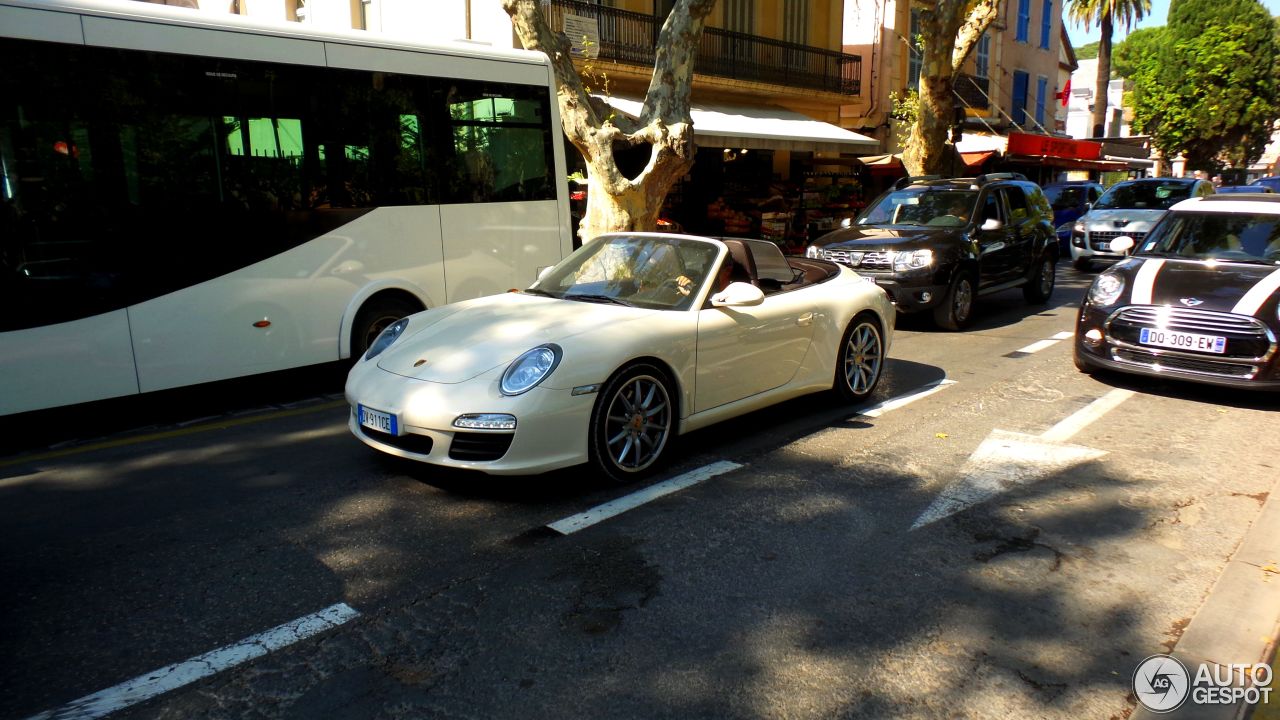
[893,249,934,272]
[806,245,822,259]
[1087,272,1126,306]
[363,318,409,361]
[500,344,562,396]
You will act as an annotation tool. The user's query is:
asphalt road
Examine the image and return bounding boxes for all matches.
[2,263,1278,720]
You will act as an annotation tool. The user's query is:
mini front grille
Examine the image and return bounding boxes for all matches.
[448,432,514,462]
[1113,348,1257,378]
[360,426,435,455]
[1108,306,1275,360]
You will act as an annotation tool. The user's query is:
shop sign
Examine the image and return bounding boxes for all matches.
[564,14,600,59]
[1007,132,1102,161]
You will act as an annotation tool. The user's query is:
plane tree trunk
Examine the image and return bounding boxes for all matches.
[503,0,717,243]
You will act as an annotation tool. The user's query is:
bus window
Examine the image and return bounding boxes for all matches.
[443,82,555,204]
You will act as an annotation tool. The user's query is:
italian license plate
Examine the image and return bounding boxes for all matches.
[862,275,878,284]
[1139,327,1227,354]
[358,405,398,435]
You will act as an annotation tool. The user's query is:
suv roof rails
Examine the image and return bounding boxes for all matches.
[974,172,1028,184]
[894,175,942,190]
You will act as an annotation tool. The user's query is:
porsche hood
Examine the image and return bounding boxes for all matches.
[374,293,650,383]
[1118,258,1280,317]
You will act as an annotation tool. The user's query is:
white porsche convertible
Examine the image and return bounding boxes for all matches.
[346,233,895,482]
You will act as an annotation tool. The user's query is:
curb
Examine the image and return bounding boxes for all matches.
[1131,490,1280,719]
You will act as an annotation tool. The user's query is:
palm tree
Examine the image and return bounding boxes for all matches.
[1068,0,1151,137]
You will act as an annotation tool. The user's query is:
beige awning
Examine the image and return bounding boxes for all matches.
[598,95,879,153]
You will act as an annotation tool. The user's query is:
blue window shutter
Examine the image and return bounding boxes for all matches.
[1017,0,1030,42]
[1012,71,1029,125]
[1040,0,1052,48]
[1035,76,1048,126]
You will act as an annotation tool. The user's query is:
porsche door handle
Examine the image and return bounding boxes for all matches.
[797,312,815,326]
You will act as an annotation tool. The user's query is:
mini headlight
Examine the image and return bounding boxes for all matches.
[893,249,934,272]
[500,344,562,396]
[806,245,822,259]
[1087,272,1126,306]
[363,318,410,361]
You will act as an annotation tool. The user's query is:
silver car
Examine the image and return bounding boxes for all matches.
[1068,177,1215,270]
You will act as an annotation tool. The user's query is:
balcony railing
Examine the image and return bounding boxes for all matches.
[546,0,861,96]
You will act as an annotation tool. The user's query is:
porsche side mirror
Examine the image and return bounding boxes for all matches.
[1109,236,1135,254]
[711,282,765,307]
[537,266,555,281]
[980,218,1003,232]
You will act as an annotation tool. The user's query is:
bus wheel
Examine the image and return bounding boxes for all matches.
[352,297,421,359]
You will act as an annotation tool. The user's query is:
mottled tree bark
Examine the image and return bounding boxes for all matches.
[902,0,1002,176]
[503,0,716,242]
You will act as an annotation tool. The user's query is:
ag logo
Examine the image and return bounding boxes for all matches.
[1134,654,1190,712]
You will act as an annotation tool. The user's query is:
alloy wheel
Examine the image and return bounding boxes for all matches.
[843,322,883,396]
[602,374,672,473]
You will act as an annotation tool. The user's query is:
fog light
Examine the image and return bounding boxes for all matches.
[920,291,932,303]
[453,413,517,430]
[1083,328,1104,347]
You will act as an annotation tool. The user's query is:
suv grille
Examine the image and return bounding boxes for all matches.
[1108,306,1275,360]
[821,249,893,270]
[1089,230,1146,252]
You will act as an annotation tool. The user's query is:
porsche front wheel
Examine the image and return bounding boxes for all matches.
[588,364,675,483]
[833,313,885,403]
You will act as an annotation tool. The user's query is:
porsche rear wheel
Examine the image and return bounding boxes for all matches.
[833,313,884,403]
[589,363,675,483]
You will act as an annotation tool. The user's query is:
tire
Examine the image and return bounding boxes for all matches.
[1073,256,1092,272]
[1023,255,1056,304]
[832,313,885,403]
[588,363,676,483]
[352,296,421,359]
[933,271,976,331]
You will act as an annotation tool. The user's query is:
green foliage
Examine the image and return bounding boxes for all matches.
[1068,0,1152,33]
[889,89,919,148]
[1112,26,1165,79]
[1076,40,1100,59]
[1129,0,1280,169]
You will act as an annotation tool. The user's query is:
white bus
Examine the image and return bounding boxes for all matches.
[0,0,573,417]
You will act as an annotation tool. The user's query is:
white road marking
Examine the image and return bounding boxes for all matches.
[910,389,1136,530]
[26,603,359,720]
[547,461,743,535]
[1015,339,1060,354]
[853,379,957,419]
[1039,388,1136,443]
[1051,331,1074,341]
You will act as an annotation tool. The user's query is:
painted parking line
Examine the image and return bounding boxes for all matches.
[26,603,359,720]
[1039,388,1137,443]
[1004,331,1076,358]
[547,461,743,535]
[852,378,957,419]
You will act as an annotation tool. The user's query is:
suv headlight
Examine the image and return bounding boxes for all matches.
[500,344,562,396]
[806,245,822,259]
[364,318,409,361]
[1073,221,1086,234]
[893,249,934,272]
[1087,272,1126,306]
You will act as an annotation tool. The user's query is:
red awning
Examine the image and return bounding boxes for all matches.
[1005,154,1130,171]
[960,151,995,169]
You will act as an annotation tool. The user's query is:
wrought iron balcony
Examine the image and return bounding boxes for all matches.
[546,0,861,96]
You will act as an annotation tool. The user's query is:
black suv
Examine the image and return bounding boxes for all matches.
[806,173,1058,329]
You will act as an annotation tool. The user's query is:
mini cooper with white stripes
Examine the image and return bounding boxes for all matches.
[1074,195,1280,389]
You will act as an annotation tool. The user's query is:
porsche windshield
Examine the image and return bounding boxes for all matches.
[1138,212,1280,264]
[858,188,978,228]
[530,235,721,310]
[1094,181,1193,210]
